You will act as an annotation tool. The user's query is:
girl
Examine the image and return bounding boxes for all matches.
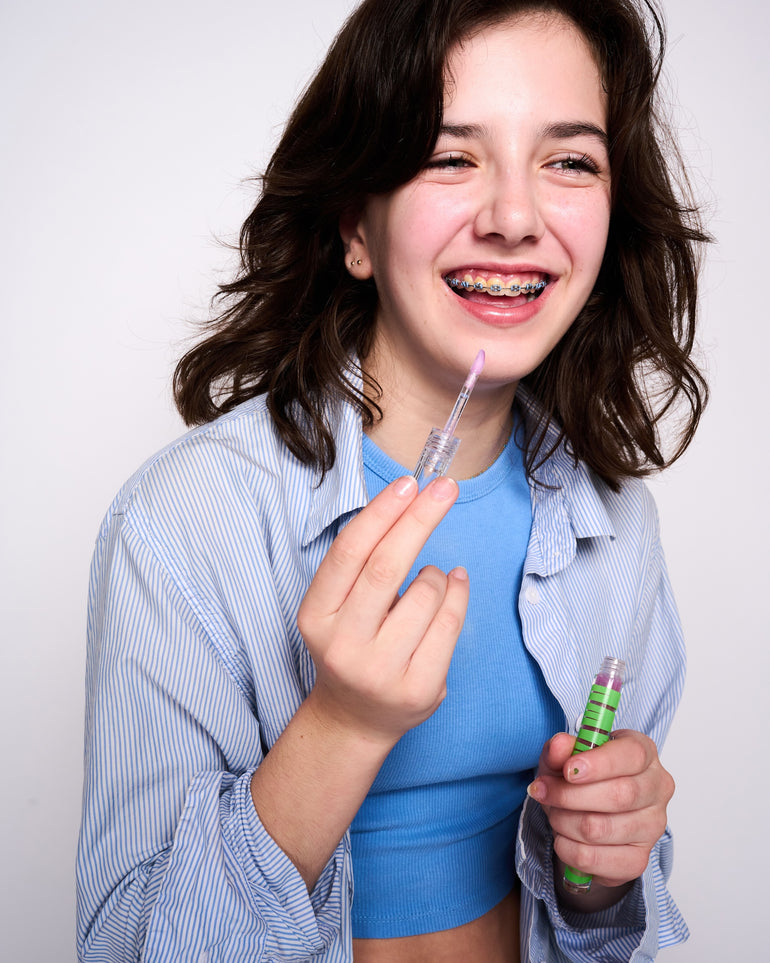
[77,0,707,960]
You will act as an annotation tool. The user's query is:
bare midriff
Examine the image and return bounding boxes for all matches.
[352,887,520,962]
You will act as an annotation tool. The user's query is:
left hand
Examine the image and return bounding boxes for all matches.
[527,729,675,911]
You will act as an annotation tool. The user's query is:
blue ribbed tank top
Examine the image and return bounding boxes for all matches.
[350,430,565,938]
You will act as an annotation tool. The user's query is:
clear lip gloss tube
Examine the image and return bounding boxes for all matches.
[412,350,485,487]
[562,656,626,895]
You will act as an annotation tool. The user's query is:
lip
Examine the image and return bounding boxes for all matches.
[443,266,556,327]
[446,262,551,277]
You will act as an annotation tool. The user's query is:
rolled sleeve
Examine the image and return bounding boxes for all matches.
[139,770,350,961]
[77,491,350,962]
[517,797,686,962]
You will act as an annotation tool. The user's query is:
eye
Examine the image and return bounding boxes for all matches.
[548,152,602,175]
[424,151,474,171]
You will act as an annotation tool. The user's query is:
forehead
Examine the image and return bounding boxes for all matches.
[443,14,606,124]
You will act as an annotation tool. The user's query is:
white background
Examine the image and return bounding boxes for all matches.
[1,0,767,959]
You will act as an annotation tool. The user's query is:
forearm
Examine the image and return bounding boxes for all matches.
[250,690,395,890]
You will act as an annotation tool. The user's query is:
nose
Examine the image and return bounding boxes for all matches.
[473,167,545,245]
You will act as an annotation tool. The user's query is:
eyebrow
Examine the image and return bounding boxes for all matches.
[538,121,608,149]
[438,120,608,150]
[438,123,491,140]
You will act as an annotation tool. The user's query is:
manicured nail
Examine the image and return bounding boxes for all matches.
[394,476,417,497]
[429,477,458,501]
[566,761,586,781]
[527,780,545,801]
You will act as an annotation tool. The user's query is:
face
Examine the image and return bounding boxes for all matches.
[344,14,611,403]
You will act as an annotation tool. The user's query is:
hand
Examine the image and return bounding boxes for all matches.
[298,474,469,748]
[528,729,675,912]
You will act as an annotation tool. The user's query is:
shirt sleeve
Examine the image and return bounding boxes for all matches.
[517,797,687,962]
[76,502,351,962]
[517,500,689,962]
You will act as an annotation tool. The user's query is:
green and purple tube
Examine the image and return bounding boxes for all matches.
[562,656,626,895]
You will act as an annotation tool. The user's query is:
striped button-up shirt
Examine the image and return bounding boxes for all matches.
[77,387,688,962]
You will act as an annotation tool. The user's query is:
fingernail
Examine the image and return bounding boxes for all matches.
[566,763,582,781]
[451,566,469,581]
[527,780,545,802]
[429,477,458,501]
[394,476,417,497]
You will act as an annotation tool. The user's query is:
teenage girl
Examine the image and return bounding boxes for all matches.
[77,1,707,960]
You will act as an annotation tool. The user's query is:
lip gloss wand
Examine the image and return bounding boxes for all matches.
[412,349,485,487]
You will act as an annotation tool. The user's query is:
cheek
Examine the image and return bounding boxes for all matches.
[550,194,610,275]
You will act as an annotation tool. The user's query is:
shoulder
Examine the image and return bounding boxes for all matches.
[98,396,311,543]
[596,473,661,546]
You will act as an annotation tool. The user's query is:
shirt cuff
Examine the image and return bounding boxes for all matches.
[517,795,649,959]
[221,770,352,957]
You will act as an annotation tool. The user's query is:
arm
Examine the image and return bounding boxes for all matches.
[78,475,468,961]
[517,487,688,961]
[250,474,469,891]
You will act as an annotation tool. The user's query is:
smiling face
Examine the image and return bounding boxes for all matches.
[343,12,612,408]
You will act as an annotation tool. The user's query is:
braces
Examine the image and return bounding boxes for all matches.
[446,277,548,295]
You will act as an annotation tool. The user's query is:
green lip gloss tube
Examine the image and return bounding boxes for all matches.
[563,656,626,895]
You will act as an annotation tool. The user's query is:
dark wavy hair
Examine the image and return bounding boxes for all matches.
[174,0,709,489]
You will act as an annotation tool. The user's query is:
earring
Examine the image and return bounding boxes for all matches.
[349,258,362,267]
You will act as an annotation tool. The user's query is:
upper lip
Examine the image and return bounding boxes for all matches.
[444,263,553,278]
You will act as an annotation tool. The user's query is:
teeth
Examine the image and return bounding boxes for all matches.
[447,274,548,296]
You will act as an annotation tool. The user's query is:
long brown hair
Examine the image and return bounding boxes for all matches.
[173,0,709,489]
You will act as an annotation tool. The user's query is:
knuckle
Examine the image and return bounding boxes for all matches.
[629,739,649,771]
[580,812,611,845]
[296,607,310,637]
[434,607,463,636]
[328,533,362,572]
[410,570,445,607]
[651,810,669,841]
[661,768,676,803]
[629,847,650,878]
[364,554,401,590]
[610,777,639,811]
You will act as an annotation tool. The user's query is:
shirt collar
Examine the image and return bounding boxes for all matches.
[518,385,616,577]
[300,378,618,556]
[301,373,369,548]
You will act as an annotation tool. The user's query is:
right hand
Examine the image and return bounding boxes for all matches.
[298,474,469,747]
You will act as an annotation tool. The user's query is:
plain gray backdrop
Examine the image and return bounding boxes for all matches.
[2,0,767,958]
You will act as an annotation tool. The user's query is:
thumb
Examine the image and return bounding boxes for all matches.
[540,731,577,775]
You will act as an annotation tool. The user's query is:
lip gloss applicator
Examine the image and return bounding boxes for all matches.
[412,349,485,487]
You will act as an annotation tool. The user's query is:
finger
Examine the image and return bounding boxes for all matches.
[562,730,660,785]
[400,566,469,687]
[547,801,668,850]
[532,764,665,815]
[553,836,652,888]
[539,732,576,776]
[301,475,418,618]
[379,565,453,660]
[342,477,459,629]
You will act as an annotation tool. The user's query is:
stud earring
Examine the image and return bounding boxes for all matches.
[349,258,362,267]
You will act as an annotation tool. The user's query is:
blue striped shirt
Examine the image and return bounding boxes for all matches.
[77,386,689,962]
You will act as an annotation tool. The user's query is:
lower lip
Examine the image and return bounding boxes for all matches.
[446,281,554,326]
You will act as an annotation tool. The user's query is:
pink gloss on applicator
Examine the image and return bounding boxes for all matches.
[412,350,485,486]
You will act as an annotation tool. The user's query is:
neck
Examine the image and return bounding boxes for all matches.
[362,355,517,480]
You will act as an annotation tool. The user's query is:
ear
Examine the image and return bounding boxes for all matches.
[339,207,373,279]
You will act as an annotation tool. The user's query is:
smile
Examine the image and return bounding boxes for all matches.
[444,273,549,300]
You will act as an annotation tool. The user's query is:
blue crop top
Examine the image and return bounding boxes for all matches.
[350,430,565,939]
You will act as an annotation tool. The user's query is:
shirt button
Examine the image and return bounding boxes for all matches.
[525,585,539,604]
